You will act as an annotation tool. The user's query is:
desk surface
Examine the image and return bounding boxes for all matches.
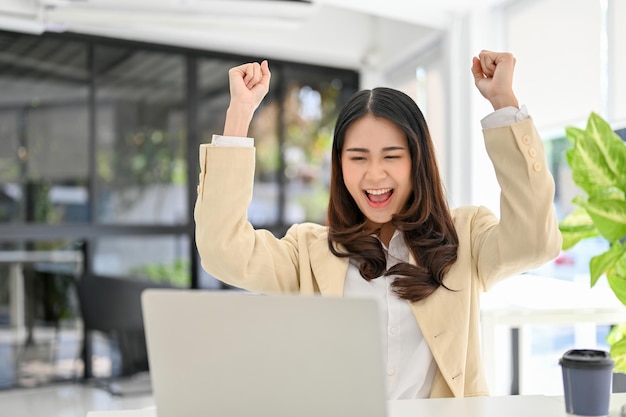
[85,393,626,417]
[389,395,565,417]
[3,385,626,417]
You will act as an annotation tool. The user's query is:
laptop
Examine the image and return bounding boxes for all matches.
[141,289,388,417]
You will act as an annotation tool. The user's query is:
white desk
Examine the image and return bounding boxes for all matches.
[84,393,626,417]
[3,384,626,417]
[480,274,626,395]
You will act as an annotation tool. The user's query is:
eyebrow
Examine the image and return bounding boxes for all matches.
[344,146,407,153]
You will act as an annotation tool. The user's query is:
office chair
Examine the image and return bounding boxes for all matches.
[77,275,172,395]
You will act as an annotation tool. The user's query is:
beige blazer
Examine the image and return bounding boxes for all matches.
[194,117,562,398]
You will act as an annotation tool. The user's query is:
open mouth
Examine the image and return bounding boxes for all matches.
[364,188,393,205]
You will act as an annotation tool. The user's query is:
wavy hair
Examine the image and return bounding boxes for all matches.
[327,87,458,302]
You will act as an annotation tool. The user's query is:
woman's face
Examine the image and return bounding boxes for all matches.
[341,114,412,229]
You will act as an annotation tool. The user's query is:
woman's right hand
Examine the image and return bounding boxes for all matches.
[224,60,271,137]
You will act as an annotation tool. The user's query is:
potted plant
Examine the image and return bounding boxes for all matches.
[558,112,626,371]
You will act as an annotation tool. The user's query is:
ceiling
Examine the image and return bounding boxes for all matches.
[0,0,511,71]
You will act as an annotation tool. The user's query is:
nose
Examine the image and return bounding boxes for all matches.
[365,160,387,181]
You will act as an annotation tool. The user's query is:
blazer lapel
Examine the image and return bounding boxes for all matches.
[309,237,349,297]
[407,254,470,398]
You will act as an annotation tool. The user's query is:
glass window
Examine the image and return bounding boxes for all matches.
[197,58,284,226]
[0,33,89,224]
[0,109,21,223]
[93,235,191,287]
[282,66,358,225]
[248,85,281,226]
[26,104,90,224]
[94,46,187,225]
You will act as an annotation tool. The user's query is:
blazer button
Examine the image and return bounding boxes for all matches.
[522,134,531,145]
[533,162,542,172]
[528,148,537,158]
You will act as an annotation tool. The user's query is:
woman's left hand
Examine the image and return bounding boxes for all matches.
[471,50,519,110]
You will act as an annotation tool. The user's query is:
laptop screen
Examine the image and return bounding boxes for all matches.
[141,290,388,417]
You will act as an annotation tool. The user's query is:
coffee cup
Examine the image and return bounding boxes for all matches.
[559,349,614,417]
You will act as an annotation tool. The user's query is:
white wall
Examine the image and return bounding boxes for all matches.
[505,0,603,132]
[612,0,626,124]
[466,5,508,212]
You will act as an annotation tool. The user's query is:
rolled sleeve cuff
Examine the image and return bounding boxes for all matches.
[481,105,529,129]
[211,134,254,147]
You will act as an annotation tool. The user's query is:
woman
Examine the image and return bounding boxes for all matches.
[194,51,562,399]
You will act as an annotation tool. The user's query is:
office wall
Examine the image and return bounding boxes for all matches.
[506,0,603,132]
[613,0,626,124]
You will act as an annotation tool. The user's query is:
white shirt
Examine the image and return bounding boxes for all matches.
[342,230,436,399]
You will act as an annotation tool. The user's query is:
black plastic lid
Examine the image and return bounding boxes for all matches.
[559,349,614,369]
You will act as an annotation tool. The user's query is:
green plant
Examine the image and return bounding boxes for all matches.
[558,112,626,371]
[130,259,190,288]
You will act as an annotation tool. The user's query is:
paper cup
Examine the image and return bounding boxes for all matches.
[559,349,614,417]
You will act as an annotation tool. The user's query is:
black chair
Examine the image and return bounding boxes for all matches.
[77,275,173,395]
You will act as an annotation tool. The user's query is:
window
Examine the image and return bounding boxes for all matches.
[0,30,359,388]
[0,35,89,225]
[94,46,187,225]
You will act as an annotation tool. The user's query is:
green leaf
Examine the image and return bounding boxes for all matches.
[560,206,596,228]
[617,251,626,279]
[610,336,626,374]
[584,198,626,242]
[607,322,626,345]
[558,207,600,249]
[564,126,585,145]
[590,243,626,287]
[560,229,601,250]
[607,267,626,306]
[565,113,626,195]
[566,138,613,195]
[586,113,626,189]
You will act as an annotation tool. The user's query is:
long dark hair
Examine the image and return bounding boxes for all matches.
[327,87,458,302]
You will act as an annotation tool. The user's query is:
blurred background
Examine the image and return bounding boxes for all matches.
[0,0,624,397]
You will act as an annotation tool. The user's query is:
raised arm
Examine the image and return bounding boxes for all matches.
[195,60,308,294]
[466,51,562,288]
[223,60,271,137]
